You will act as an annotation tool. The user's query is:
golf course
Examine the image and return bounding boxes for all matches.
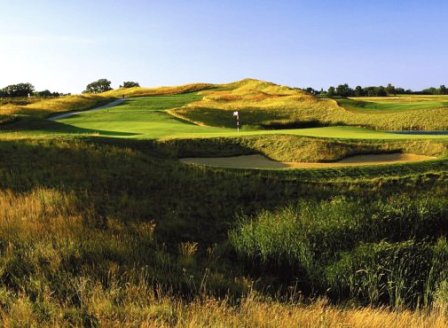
[0,79,448,326]
[2,0,448,325]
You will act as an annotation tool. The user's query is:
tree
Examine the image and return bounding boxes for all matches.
[440,85,447,95]
[422,87,438,95]
[377,86,387,97]
[120,81,140,88]
[327,86,336,97]
[83,79,112,94]
[354,86,364,97]
[336,84,353,97]
[385,83,396,96]
[35,90,63,98]
[1,83,35,97]
[36,90,53,97]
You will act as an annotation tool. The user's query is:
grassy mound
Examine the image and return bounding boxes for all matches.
[160,135,448,162]
[101,82,214,98]
[0,80,448,324]
[33,93,448,140]
[0,95,115,119]
[0,136,446,325]
[171,79,448,131]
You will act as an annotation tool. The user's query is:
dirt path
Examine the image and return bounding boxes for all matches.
[180,153,436,170]
[48,99,125,121]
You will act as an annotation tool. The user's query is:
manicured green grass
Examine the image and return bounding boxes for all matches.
[53,94,448,141]
[55,94,236,138]
[340,95,448,113]
[187,126,448,140]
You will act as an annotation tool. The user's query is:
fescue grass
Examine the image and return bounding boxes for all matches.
[230,197,448,308]
[0,94,115,119]
[0,79,448,325]
[171,79,448,131]
[39,93,448,141]
[101,82,214,98]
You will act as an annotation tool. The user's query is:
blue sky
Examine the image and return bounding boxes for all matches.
[1,0,447,93]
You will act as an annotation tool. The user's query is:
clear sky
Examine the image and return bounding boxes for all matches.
[1,0,447,93]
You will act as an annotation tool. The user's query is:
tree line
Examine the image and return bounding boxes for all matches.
[0,83,67,98]
[305,84,448,97]
[82,79,140,94]
[0,79,141,98]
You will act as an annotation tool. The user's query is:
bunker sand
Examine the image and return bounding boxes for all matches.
[181,153,436,169]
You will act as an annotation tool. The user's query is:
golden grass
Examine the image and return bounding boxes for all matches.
[192,79,334,112]
[101,82,214,98]
[171,79,448,131]
[354,95,448,103]
[165,297,448,328]
[180,153,437,170]
[0,147,446,326]
[0,94,115,119]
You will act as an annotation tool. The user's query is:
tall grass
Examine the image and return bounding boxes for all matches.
[101,82,214,98]
[172,79,448,131]
[159,135,448,162]
[0,136,445,324]
[230,197,448,308]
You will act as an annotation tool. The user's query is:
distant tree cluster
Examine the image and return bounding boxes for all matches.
[82,79,141,93]
[305,84,448,98]
[83,79,113,94]
[0,83,35,97]
[422,85,448,95]
[120,81,140,88]
[34,90,66,98]
[0,83,65,98]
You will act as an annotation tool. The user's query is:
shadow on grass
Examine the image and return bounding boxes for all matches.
[0,137,446,303]
[1,118,138,137]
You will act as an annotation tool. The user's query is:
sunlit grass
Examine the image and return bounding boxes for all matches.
[51,94,448,140]
[340,95,448,113]
[171,79,448,131]
[101,82,214,98]
[0,135,445,325]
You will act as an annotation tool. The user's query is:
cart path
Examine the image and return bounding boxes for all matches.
[48,98,125,121]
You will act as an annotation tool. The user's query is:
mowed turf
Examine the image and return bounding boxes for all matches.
[56,94,235,138]
[339,95,448,113]
[54,94,448,141]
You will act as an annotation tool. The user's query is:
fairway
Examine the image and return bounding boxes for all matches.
[53,94,448,141]
[54,94,236,138]
[339,95,448,113]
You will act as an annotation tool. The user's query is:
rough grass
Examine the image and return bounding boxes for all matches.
[0,95,116,134]
[0,82,212,128]
[3,293,448,327]
[230,197,448,308]
[171,79,448,131]
[1,80,448,325]
[181,153,437,170]
[0,136,445,324]
[101,82,214,98]
[39,94,448,140]
[159,135,448,162]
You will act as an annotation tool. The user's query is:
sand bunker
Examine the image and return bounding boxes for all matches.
[180,153,436,170]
